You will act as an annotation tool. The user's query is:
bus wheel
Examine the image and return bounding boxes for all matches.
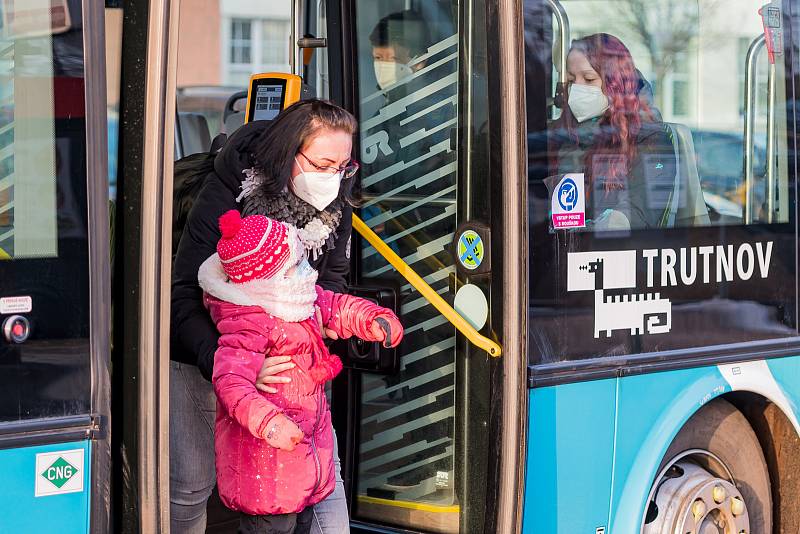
[641,399,772,534]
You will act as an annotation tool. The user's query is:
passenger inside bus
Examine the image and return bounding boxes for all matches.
[361,9,456,268]
[370,10,429,91]
[362,9,455,239]
[363,8,450,190]
[548,33,708,230]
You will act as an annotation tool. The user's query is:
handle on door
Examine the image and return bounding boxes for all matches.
[352,214,502,357]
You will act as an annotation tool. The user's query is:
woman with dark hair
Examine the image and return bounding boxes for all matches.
[552,33,677,230]
[170,99,358,534]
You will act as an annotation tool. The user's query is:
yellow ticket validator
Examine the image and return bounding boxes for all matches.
[245,73,303,123]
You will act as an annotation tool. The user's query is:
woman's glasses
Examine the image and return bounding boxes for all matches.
[298,151,360,179]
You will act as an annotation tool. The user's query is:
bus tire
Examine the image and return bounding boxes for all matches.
[655,398,772,532]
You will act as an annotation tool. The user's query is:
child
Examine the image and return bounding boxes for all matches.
[198,210,402,534]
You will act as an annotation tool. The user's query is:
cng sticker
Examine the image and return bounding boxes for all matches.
[457,230,483,270]
[35,449,84,497]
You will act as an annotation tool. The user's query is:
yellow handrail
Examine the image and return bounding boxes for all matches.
[352,213,502,357]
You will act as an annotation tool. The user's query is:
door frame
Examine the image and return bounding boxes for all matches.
[488,0,528,532]
[84,1,113,532]
[112,0,177,531]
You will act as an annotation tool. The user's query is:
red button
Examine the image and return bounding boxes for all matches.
[12,323,24,337]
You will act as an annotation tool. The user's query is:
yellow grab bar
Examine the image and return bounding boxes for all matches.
[352,213,502,357]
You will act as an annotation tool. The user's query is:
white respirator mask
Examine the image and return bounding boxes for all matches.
[373,60,414,90]
[568,83,610,122]
[291,157,342,211]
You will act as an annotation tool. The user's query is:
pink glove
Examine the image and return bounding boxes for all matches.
[262,413,304,451]
[370,314,404,348]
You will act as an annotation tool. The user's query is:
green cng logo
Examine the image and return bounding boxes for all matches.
[35,449,84,497]
[42,456,77,488]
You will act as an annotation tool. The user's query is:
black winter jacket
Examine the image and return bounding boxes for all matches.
[170,120,353,380]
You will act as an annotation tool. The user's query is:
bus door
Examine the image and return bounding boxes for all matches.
[330,1,501,532]
[0,1,111,533]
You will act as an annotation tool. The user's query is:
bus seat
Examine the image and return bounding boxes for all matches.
[223,111,245,135]
[662,122,710,227]
[177,111,212,156]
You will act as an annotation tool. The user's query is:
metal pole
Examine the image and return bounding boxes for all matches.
[743,35,765,224]
[291,0,305,76]
[545,0,570,108]
[766,61,777,222]
[82,0,112,531]
[141,0,179,530]
[496,0,528,532]
[290,0,297,74]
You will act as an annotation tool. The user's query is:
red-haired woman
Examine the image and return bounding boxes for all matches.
[552,33,676,230]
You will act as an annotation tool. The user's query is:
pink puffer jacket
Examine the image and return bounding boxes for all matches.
[207,285,398,516]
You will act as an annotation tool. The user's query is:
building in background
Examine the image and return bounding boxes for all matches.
[177,0,291,88]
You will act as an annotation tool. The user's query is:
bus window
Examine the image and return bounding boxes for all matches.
[525,0,799,366]
[353,1,460,531]
[174,2,294,153]
[173,1,329,156]
[0,0,92,420]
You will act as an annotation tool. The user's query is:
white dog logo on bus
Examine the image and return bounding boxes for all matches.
[567,242,773,338]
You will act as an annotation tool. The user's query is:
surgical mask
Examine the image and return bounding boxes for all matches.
[292,157,342,211]
[568,83,609,122]
[373,60,414,90]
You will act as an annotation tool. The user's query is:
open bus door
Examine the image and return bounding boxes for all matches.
[325,1,526,532]
[161,0,525,532]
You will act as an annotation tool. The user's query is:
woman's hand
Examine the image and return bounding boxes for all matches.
[315,305,339,340]
[263,413,304,451]
[255,356,296,394]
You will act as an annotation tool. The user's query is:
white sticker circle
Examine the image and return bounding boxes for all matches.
[454,284,489,331]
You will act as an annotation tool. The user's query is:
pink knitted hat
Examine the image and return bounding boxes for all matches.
[217,210,292,283]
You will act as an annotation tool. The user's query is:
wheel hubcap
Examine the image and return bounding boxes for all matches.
[642,453,750,534]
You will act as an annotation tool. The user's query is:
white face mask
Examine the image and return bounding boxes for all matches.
[373,60,414,90]
[292,157,342,211]
[568,83,609,122]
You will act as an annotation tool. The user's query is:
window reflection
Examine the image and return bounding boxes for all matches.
[354,2,461,531]
[526,0,798,365]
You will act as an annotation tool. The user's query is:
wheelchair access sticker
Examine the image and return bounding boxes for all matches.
[551,173,586,229]
[457,230,484,270]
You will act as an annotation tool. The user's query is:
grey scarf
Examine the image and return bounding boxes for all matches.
[238,167,343,260]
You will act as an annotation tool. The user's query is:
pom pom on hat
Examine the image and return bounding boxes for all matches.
[219,210,242,239]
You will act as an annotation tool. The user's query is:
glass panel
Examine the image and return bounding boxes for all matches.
[302,0,330,100]
[0,0,91,420]
[176,1,293,148]
[354,1,460,532]
[261,20,289,66]
[525,0,798,364]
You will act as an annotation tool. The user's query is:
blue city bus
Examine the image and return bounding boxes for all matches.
[1,0,799,533]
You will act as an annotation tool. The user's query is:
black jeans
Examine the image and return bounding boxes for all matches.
[238,507,314,534]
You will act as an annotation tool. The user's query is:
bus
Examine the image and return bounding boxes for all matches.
[0,0,798,533]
